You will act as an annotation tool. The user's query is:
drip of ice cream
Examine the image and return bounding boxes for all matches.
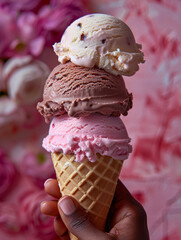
[43,114,132,162]
[54,13,144,76]
[37,62,132,123]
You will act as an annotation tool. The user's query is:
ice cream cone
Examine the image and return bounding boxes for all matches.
[51,152,123,240]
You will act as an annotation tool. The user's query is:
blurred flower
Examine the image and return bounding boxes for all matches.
[0,0,42,11]
[16,12,45,56]
[20,150,55,188]
[132,191,146,205]
[0,0,88,58]
[125,82,181,179]
[0,7,19,57]
[20,190,56,239]
[0,96,25,131]
[3,56,49,105]
[0,203,21,234]
[0,149,16,199]
[39,0,88,36]
[21,104,43,128]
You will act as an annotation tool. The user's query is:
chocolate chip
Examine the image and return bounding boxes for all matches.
[77,23,82,28]
[80,33,86,41]
[52,75,56,80]
[101,39,106,44]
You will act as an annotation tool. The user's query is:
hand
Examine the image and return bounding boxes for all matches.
[41,179,149,240]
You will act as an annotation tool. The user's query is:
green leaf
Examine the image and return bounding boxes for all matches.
[37,153,46,165]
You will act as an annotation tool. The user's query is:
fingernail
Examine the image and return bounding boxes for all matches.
[58,197,76,216]
[44,178,53,187]
[40,201,46,207]
[40,201,47,212]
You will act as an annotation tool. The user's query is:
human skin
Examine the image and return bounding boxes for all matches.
[41,179,150,240]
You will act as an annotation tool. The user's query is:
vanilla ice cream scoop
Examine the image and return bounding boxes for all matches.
[54,13,144,76]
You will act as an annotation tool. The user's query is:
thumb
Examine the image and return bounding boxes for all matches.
[58,196,110,240]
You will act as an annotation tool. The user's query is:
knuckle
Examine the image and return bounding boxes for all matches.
[70,214,89,230]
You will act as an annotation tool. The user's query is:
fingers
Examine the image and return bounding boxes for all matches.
[41,199,69,239]
[42,179,71,239]
[109,203,149,240]
[40,200,59,216]
[44,179,61,199]
[42,178,149,240]
[107,180,149,239]
[58,196,111,240]
[42,179,61,217]
[41,200,70,239]
[54,216,69,239]
[107,180,147,231]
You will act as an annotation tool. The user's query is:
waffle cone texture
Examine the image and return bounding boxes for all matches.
[51,153,123,240]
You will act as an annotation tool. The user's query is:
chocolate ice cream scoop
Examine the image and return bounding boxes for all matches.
[37,62,132,123]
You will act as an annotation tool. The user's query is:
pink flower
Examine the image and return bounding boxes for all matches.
[19,190,56,239]
[0,149,16,199]
[3,56,49,105]
[0,0,88,57]
[0,8,19,57]
[38,0,88,48]
[161,234,181,240]
[0,203,21,234]
[16,12,45,56]
[1,10,45,57]
[123,81,181,179]
[132,191,146,205]
[40,0,88,32]
[20,150,55,188]
[0,0,42,11]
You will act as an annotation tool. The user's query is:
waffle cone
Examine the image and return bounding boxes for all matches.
[51,153,123,240]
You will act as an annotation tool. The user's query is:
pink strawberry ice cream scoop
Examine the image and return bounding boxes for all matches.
[43,114,132,162]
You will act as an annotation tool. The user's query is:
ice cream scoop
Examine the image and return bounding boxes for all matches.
[43,114,132,162]
[37,62,132,123]
[54,13,144,76]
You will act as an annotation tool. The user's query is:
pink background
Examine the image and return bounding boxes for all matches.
[0,1,181,240]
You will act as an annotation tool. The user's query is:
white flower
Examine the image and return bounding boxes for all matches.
[3,56,50,105]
